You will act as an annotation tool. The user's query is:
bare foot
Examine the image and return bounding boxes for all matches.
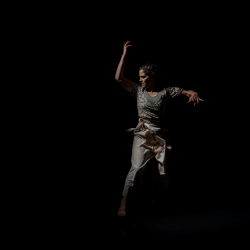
[117,206,126,217]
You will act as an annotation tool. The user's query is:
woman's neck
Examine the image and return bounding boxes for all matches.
[146,82,156,93]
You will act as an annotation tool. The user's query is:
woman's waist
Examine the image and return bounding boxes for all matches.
[126,118,168,138]
[139,117,163,123]
[135,118,169,139]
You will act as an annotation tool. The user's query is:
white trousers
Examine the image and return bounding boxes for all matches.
[122,118,171,197]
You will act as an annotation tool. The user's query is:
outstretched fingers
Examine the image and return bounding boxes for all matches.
[125,41,131,46]
[187,96,204,106]
[123,41,133,49]
[126,41,132,47]
[187,95,194,103]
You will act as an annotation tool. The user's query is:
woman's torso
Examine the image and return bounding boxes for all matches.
[141,90,163,122]
[130,83,183,121]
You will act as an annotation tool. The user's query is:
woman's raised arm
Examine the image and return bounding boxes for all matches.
[115,41,134,92]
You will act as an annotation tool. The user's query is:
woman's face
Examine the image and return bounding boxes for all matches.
[139,70,154,89]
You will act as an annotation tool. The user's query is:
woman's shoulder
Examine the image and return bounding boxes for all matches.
[160,87,168,95]
[163,86,183,98]
[130,82,143,98]
[163,86,183,91]
[132,82,141,88]
[131,82,143,92]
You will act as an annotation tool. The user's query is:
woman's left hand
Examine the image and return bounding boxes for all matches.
[187,91,204,106]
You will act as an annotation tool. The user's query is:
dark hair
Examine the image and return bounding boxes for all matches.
[139,63,158,78]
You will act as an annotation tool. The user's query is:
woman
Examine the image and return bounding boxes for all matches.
[115,41,203,217]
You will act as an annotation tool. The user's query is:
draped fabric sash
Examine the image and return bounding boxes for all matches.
[126,118,172,167]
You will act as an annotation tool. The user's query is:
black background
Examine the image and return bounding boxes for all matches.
[4,5,249,246]
[53,13,249,242]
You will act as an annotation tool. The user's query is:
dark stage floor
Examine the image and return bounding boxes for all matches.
[113,207,250,249]
[3,204,250,248]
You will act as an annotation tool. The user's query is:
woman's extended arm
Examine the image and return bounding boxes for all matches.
[180,90,204,106]
[115,41,133,92]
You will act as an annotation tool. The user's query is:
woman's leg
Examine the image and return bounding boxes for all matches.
[117,136,154,217]
[149,148,172,203]
[158,148,172,199]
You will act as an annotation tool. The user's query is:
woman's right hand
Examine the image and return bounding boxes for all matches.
[123,41,133,55]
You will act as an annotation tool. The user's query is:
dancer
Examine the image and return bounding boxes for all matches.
[115,41,203,217]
